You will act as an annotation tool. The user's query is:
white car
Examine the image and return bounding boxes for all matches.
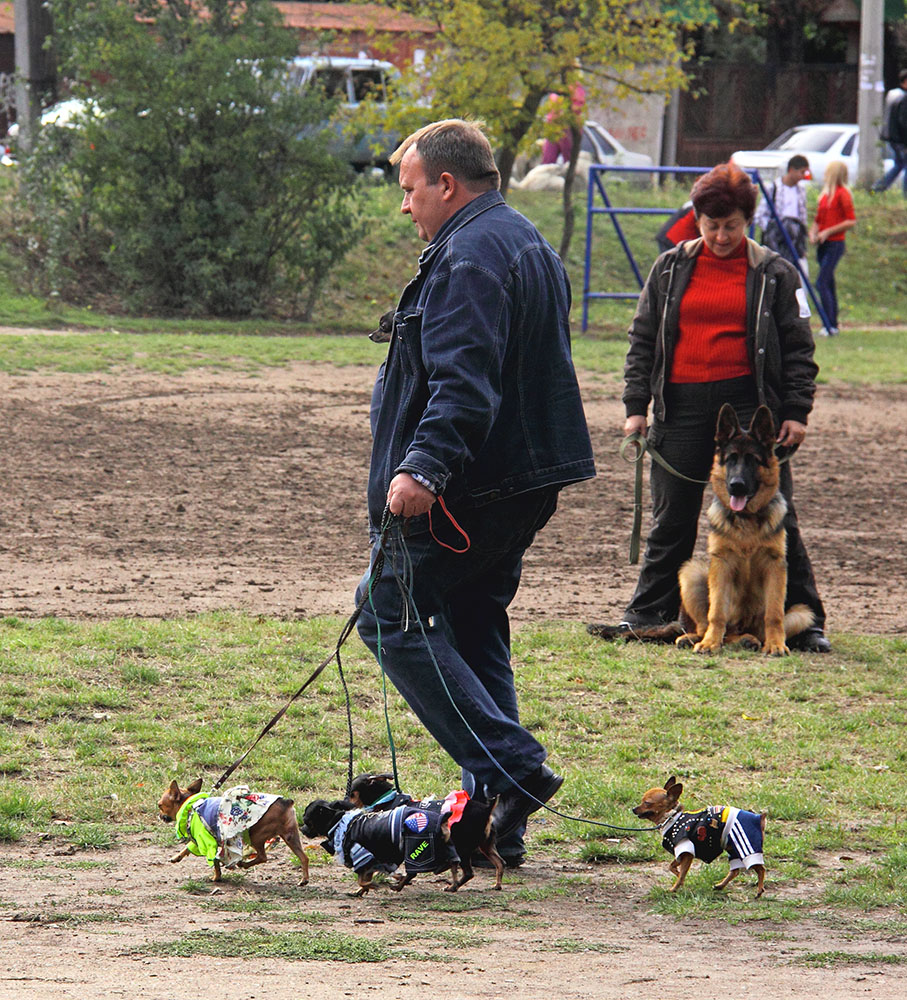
[580,120,653,170]
[3,98,101,164]
[287,56,400,169]
[731,123,892,186]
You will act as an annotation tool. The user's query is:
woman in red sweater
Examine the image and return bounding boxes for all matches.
[590,162,829,652]
[810,160,856,336]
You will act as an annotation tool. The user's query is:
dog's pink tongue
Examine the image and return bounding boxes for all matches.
[730,495,748,512]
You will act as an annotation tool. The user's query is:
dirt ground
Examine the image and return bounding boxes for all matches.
[1,351,906,999]
[1,359,905,634]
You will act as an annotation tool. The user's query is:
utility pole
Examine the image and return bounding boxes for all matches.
[856,0,885,189]
[13,0,54,155]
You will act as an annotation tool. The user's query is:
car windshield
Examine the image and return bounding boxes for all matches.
[771,127,845,153]
[580,125,616,158]
[350,69,385,104]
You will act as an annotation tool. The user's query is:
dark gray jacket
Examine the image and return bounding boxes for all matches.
[623,237,818,426]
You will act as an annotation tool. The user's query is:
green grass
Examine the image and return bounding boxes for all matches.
[141,928,392,961]
[1,174,904,340]
[0,321,901,385]
[1,613,905,924]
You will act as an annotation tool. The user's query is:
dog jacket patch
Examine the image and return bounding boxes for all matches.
[402,808,448,873]
[662,807,724,864]
[335,803,456,876]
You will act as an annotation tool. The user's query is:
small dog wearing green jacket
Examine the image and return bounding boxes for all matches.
[158,777,309,884]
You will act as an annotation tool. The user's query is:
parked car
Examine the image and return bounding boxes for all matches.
[2,98,100,164]
[580,121,653,170]
[731,123,893,186]
[513,120,653,191]
[288,56,400,170]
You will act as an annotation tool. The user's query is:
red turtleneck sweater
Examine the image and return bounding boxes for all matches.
[670,240,752,384]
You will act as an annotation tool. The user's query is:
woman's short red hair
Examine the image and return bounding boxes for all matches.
[691,162,757,221]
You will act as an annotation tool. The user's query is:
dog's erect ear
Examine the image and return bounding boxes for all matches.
[749,405,776,450]
[715,403,740,448]
[187,778,203,795]
[664,775,678,791]
[666,781,683,803]
[167,780,181,799]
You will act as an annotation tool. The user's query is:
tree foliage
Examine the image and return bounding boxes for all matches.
[378,0,751,193]
[21,0,365,318]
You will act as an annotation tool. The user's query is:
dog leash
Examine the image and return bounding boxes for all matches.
[620,431,799,566]
[619,432,707,566]
[377,523,650,837]
[210,507,398,795]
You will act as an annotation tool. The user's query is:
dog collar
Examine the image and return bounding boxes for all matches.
[175,792,208,840]
[657,808,682,836]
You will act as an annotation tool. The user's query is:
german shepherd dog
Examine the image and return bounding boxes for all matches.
[675,403,813,656]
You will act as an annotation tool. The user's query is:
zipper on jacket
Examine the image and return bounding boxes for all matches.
[657,256,678,420]
[752,271,769,403]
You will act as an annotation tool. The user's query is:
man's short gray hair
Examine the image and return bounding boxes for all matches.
[391,119,500,191]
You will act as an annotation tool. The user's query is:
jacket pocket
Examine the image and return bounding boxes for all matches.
[394,309,423,376]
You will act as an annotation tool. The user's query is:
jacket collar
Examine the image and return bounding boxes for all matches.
[679,236,770,269]
[175,792,208,839]
[418,189,505,265]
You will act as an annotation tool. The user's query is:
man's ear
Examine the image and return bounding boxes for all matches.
[438,171,457,201]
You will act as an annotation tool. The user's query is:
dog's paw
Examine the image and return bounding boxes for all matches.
[675,633,700,649]
[762,641,789,656]
[738,634,761,652]
[693,640,721,654]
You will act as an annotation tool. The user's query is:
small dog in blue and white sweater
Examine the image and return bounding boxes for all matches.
[632,775,766,898]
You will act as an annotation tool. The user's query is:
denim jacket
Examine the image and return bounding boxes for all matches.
[368,190,595,531]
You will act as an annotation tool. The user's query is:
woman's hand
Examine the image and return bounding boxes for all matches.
[777,419,807,447]
[624,414,648,438]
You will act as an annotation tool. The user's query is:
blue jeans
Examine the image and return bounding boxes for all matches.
[873,143,907,195]
[815,240,846,330]
[356,488,558,794]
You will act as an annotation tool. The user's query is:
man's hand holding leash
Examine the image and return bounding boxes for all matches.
[387,473,436,518]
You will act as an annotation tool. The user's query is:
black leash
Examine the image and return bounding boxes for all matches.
[210,503,648,836]
[210,508,397,795]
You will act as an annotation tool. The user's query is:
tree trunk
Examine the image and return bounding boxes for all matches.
[497,145,518,197]
[558,123,583,261]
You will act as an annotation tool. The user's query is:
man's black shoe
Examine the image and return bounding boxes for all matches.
[492,764,563,841]
[787,627,832,653]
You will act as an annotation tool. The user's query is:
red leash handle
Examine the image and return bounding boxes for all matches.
[428,495,471,553]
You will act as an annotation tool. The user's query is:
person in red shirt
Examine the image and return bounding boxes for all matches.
[809,160,856,336]
[589,162,830,652]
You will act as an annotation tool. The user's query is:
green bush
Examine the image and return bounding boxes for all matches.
[20,0,365,318]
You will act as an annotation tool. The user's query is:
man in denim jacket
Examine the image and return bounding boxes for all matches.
[356,120,595,862]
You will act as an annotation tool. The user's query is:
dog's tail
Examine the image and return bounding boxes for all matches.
[587,622,683,644]
[784,604,815,638]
